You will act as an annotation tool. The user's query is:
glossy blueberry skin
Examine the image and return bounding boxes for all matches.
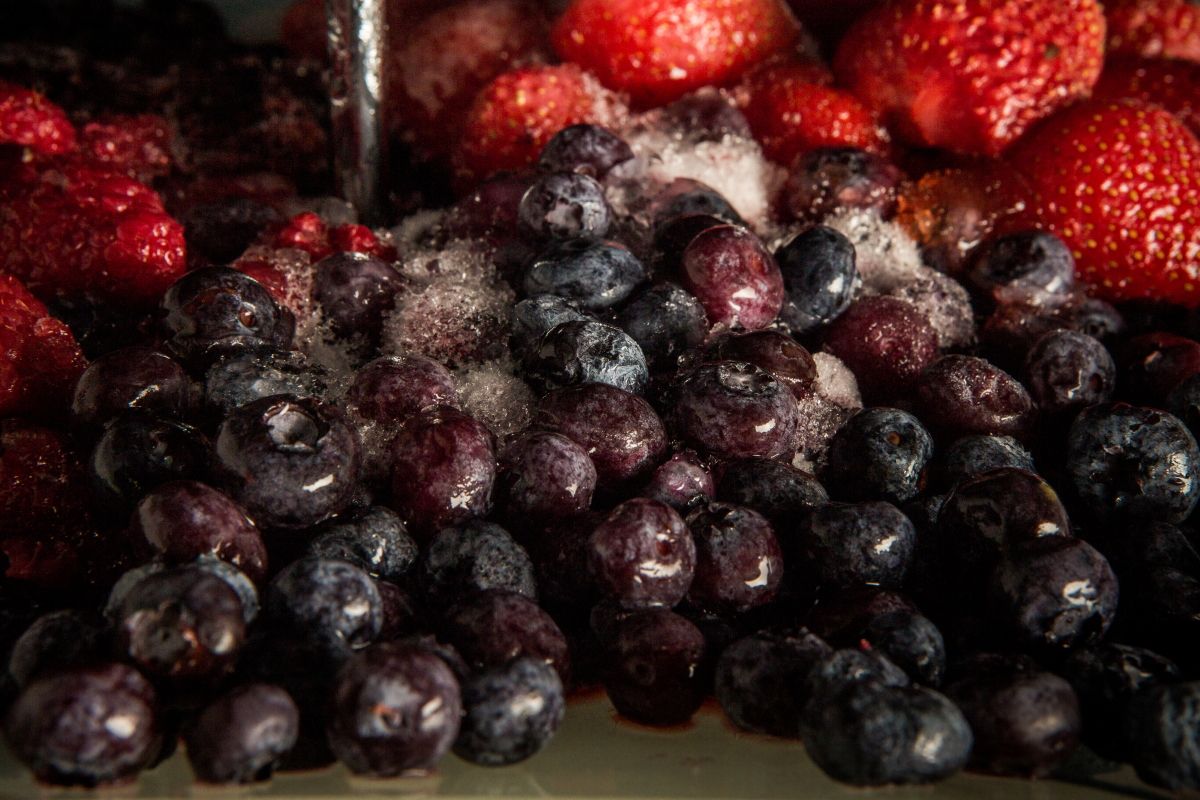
[680,225,784,331]
[536,384,667,487]
[204,350,330,416]
[184,683,299,784]
[159,267,293,367]
[518,172,612,241]
[685,502,782,615]
[823,408,933,504]
[641,450,713,511]
[781,147,903,223]
[419,520,537,609]
[3,663,160,787]
[347,355,458,425]
[804,648,911,698]
[1067,403,1200,523]
[7,610,107,689]
[1024,330,1115,415]
[615,283,709,374]
[388,407,496,539]
[707,330,817,400]
[511,295,591,361]
[132,480,267,583]
[1127,682,1200,790]
[538,124,633,178]
[527,320,649,395]
[440,590,571,684]
[326,642,462,777]
[860,611,946,687]
[312,251,404,343]
[823,296,939,403]
[936,435,1034,490]
[988,537,1118,651]
[982,293,1125,371]
[266,557,383,664]
[674,361,799,460]
[714,628,832,737]
[214,395,362,531]
[967,230,1075,307]
[91,415,209,514]
[602,608,707,726]
[588,498,695,610]
[496,431,597,521]
[715,458,828,530]
[944,655,1080,777]
[454,657,565,766]
[305,506,418,583]
[71,346,192,429]
[775,226,859,334]
[914,355,1035,442]
[801,502,916,590]
[523,239,645,311]
[651,179,744,229]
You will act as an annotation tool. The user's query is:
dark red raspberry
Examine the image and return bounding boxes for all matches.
[0,420,89,540]
[0,274,88,419]
[78,115,175,183]
[0,81,76,155]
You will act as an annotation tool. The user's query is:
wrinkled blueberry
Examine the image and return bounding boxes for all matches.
[510,295,590,359]
[524,238,645,311]
[914,355,1035,442]
[419,519,537,609]
[602,608,707,726]
[823,408,933,504]
[775,226,859,334]
[454,657,565,766]
[673,361,799,460]
[588,498,695,610]
[716,458,828,529]
[305,506,418,583]
[714,628,832,737]
[519,172,611,240]
[184,683,299,784]
[615,283,709,374]
[527,319,649,395]
[204,350,330,416]
[496,431,596,521]
[685,502,782,615]
[538,124,633,178]
[266,557,382,663]
[967,230,1075,307]
[680,225,783,331]
[91,415,209,514]
[707,330,817,400]
[641,450,713,511]
[936,435,1034,489]
[859,610,946,687]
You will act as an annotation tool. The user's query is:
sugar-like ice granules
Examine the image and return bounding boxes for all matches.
[888,269,976,350]
[455,357,536,441]
[794,352,864,466]
[381,276,514,369]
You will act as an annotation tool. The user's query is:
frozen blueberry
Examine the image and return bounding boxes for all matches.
[800,502,915,590]
[823,408,933,504]
[589,498,695,610]
[673,361,799,460]
[419,520,537,609]
[658,90,753,141]
[641,450,713,511]
[716,458,828,529]
[3,663,159,787]
[714,628,832,737]
[326,642,462,777]
[615,283,709,373]
[602,608,707,726]
[204,349,330,416]
[518,172,611,240]
[71,346,192,430]
[936,435,1034,489]
[775,225,859,334]
[453,657,565,766]
[1168,372,1200,441]
[537,124,633,178]
[1126,682,1200,790]
[680,225,783,331]
[1023,330,1115,415]
[685,502,782,615]
[781,148,903,223]
[511,296,590,362]
[214,395,362,530]
[91,415,209,514]
[266,557,382,663]
[496,431,597,521]
[824,297,939,403]
[347,355,458,425]
[305,506,418,583]
[914,355,1035,442]
[7,610,107,689]
[527,319,649,395]
[1121,332,1200,405]
[804,647,912,698]
[440,590,570,683]
[1067,403,1200,523]
[983,294,1124,370]
[707,330,817,400]
[184,683,299,784]
[312,251,404,344]
[375,581,420,641]
[650,179,744,229]
[859,610,946,687]
[967,230,1075,307]
[523,238,645,311]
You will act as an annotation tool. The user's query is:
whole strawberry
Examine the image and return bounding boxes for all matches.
[1094,57,1200,135]
[834,0,1106,156]
[1009,100,1200,306]
[1105,0,1200,63]
[552,0,800,107]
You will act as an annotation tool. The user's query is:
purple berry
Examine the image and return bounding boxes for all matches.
[775,225,860,334]
[312,251,404,344]
[715,457,828,529]
[7,610,107,689]
[708,330,817,399]
[673,361,799,460]
[348,355,458,425]
[440,590,571,683]
[685,502,783,615]
[496,431,597,521]
[714,628,832,737]
[680,225,784,331]
[203,350,330,416]
[588,498,695,610]
[823,296,939,403]
[650,179,743,229]
[305,506,418,583]
[1024,330,1115,415]
[183,683,299,784]
[601,608,707,726]
[518,172,612,240]
[511,294,590,358]
[453,657,565,766]
[801,502,916,590]
[641,450,713,511]
[266,557,383,663]
[527,319,649,395]
[418,519,537,608]
[524,238,645,311]
[616,283,709,374]
[967,230,1075,308]
[71,346,192,429]
[823,408,933,504]
[914,355,1035,442]
[782,147,903,223]
[537,124,633,179]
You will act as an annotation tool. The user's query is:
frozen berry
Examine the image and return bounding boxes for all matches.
[305,507,418,583]
[674,361,799,460]
[680,225,784,331]
[715,628,832,737]
[936,435,1035,489]
[708,330,817,400]
[523,238,645,311]
[496,431,597,521]
[183,683,299,784]
[641,450,713,511]
[615,283,709,374]
[1023,330,1115,416]
[800,502,916,590]
[348,355,458,425]
[775,225,859,334]
[782,148,903,223]
[454,657,565,766]
[823,297,939,403]
[588,498,695,610]
[71,347,191,430]
[203,350,330,416]
[716,458,828,529]
[538,124,633,179]
[527,319,649,395]
[419,519,537,609]
[440,590,570,683]
[266,557,383,664]
[823,408,933,504]
[967,230,1075,308]
[312,252,404,345]
[685,502,782,615]
[518,172,612,241]
[913,355,1035,442]
[91,415,209,514]
[602,608,707,726]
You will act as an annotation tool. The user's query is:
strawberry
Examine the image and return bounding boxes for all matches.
[1094,57,1200,135]
[1105,0,1200,63]
[738,61,888,166]
[0,80,76,155]
[1009,100,1200,306]
[551,0,801,107]
[78,114,175,183]
[0,274,88,419]
[834,0,1106,156]
[453,63,622,185]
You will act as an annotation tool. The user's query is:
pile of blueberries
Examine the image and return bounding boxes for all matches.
[7,119,1200,794]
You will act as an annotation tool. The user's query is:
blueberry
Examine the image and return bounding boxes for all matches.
[71,346,192,429]
[967,230,1076,306]
[518,172,612,240]
[823,408,933,504]
[715,457,828,529]
[193,556,260,624]
[159,267,292,367]
[305,506,418,583]
[524,238,645,311]
[914,355,1035,442]
[781,147,903,223]
[588,498,695,610]
[602,608,707,726]
[680,225,783,331]
[983,293,1124,370]
[714,628,832,737]
[653,213,728,265]
[182,199,282,265]
[658,90,753,141]
[454,657,565,766]
[388,407,496,539]
[204,349,330,415]
[650,178,743,229]
[91,415,209,514]
[775,225,859,333]
[823,296,939,403]
[936,435,1034,489]
[312,251,404,344]
[214,395,362,530]
[496,431,597,521]
[184,683,299,784]
[804,647,912,697]
[708,330,817,400]
[615,283,709,373]
[527,319,649,395]
[685,502,782,615]
[1120,332,1200,405]
[326,642,462,776]
[1066,403,1200,523]
[537,124,633,179]
[804,587,918,643]
[132,480,268,583]
[673,361,799,460]
[510,295,590,359]
[859,610,946,687]
[419,520,537,608]
[7,610,107,689]
[1023,329,1115,415]
[1168,372,1200,440]
[3,663,159,787]
[800,502,916,590]
[266,557,382,663]
[440,590,570,683]
[1127,682,1200,790]
[347,355,458,425]
[375,581,420,641]
[641,450,713,511]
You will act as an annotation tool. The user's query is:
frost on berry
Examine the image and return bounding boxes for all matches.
[455,358,536,441]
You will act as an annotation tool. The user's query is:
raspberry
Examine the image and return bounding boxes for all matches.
[78,114,175,183]
[0,274,88,419]
[0,80,76,155]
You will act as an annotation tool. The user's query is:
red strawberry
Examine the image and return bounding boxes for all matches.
[552,0,801,107]
[78,114,175,183]
[0,81,76,155]
[1009,100,1200,306]
[0,158,187,306]
[1094,56,1200,135]
[453,63,622,184]
[738,61,888,166]
[1105,0,1200,63]
[834,0,1106,156]
[0,274,88,419]
[391,0,550,160]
